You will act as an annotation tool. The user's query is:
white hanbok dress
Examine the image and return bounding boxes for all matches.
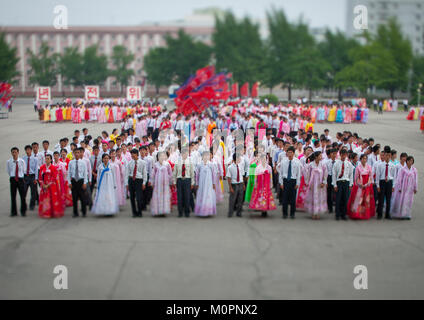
[91,163,119,215]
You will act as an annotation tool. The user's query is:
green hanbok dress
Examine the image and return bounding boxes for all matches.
[245,162,257,202]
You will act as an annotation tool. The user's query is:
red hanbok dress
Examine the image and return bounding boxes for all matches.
[168,161,178,206]
[38,164,64,218]
[347,163,375,219]
[56,160,73,207]
[249,164,276,212]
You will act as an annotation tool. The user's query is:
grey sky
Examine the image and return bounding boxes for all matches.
[0,0,347,31]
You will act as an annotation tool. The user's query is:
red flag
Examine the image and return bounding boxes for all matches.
[251,82,259,98]
[240,82,249,97]
[231,83,239,97]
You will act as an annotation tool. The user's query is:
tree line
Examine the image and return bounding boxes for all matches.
[0,8,423,102]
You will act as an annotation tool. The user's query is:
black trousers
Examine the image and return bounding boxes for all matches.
[228,183,244,216]
[90,174,97,193]
[327,175,334,213]
[128,178,143,216]
[282,178,297,217]
[377,180,393,218]
[373,184,378,208]
[23,174,37,210]
[71,179,87,216]
[147,127,154,138]
[177,178,192,216]
[152,128,159,141]
[335,180,349,218]
[10,177,26,215]
[143,174,152,208]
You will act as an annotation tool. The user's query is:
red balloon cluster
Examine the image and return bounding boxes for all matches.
[174,66,232,115]
[0,82,13,106]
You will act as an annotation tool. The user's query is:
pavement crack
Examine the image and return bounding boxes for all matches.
[245,218,273,299]
[107,242,136,299]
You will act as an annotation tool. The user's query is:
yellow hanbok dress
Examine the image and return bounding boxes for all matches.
[328,107,336,122]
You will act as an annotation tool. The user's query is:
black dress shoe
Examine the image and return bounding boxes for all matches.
[72,214,79,218]
[282,215,287,219]
[228,214,233,218]
[377,216,382,220]
[290,216,295,219]
[10,213,17,217]
[341,216,348,221]
[82,214,86,218]
[132,214,137,218]
[385,215,392,220]
[185,214,190,218]
[236,213,242,217]
[336,216,340,221]
[21,213,26,217]
[261,212,267,217]
[178,214,183,218]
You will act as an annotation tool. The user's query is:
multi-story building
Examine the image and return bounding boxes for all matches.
[346,0,424,55]
[1,24,213,97]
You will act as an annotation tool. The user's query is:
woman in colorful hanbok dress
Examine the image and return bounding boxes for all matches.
[390,156,418,219]
[91,154,119,216]
[304,151,328,219]
[50,107,56,122]
[38,154,64,218]
[249,156,276,217]
[328,105,336,122]
[245,152,258,203]
[53,152,73,208]
[347,154,375,219]
[296,146,313,211]
[335,107,344,123]
[150,152,173,216]
[194,151,217,217]
[109,150,126,207]
[343,106,352,124]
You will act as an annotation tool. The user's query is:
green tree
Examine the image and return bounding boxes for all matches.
[81,45,109,86]
[411,55,424,104]
[374,18,413,98]
[143,29,211,89]
[318,29,360,101]
[59,47,84,88]
[165,29,212,84]
[27,42,59,86]
[144,47,172,94]
[266,8,315,101]
[110,45,135,94]
[0,33,20,83]
[290,48,331,101]
[213,11,263,86]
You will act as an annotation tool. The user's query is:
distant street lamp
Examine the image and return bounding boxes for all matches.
[418,83,422,107]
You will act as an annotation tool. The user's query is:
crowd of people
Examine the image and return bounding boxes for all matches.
[8,104,418,221]
[35,99,370,125]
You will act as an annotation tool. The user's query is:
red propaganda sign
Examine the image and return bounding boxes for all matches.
[36,87,51,101]
[127,86,142,100]
[85,86,100,100]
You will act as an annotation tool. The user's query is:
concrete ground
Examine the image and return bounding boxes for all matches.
[0,102,423,299]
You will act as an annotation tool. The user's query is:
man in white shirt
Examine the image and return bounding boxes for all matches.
[375,146,396,219]
[174,147,195,217]
[67,148,89,217]
[125,149,147,217]
[7,147,27,216]
[279,146,301,218]
[227,153,246,217]
[324,148,337,213]
[332,149,354,220]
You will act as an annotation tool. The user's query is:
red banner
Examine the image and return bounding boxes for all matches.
[240,82,249,97]
[251,82,259,98]
[231,83,239,97]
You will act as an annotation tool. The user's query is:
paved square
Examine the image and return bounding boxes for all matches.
[1,101,423,299]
